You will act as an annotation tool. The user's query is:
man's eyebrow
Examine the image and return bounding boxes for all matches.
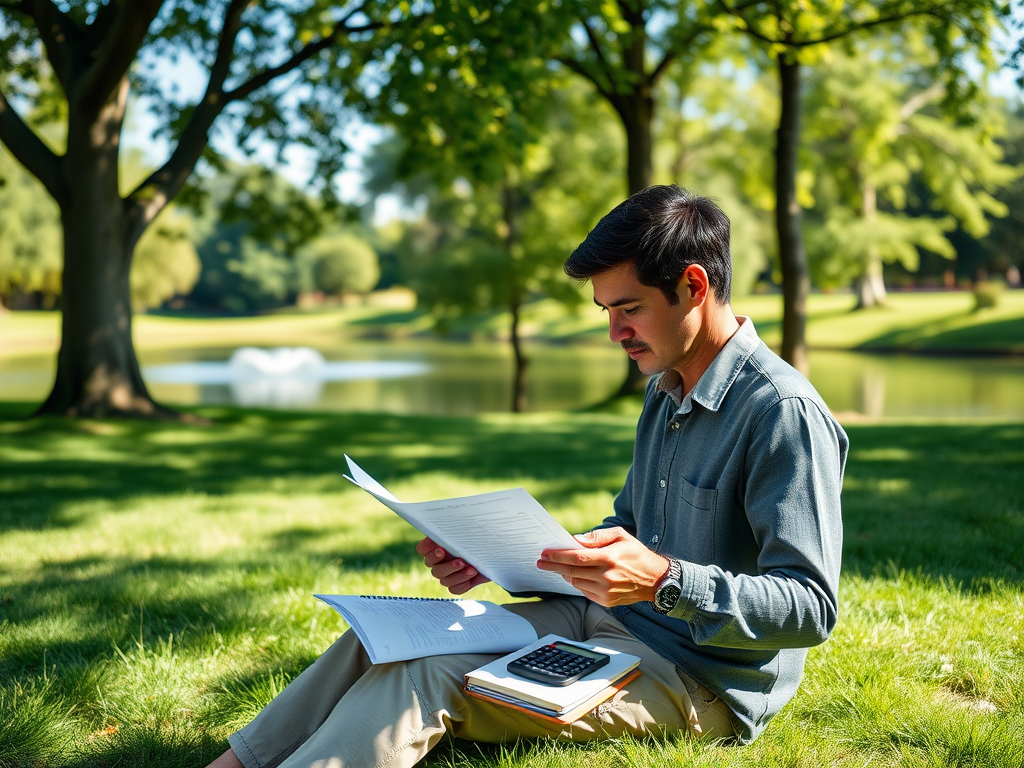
[593,296,642,308]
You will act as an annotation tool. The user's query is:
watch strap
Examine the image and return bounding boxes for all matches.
[653,558,683,614]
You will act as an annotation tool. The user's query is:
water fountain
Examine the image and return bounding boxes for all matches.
[143,348,430,408]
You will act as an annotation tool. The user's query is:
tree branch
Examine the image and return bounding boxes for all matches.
[124,4,399,241]
[0,85,66,203]
[206,0,251,95]
[899,81,944,120]
[717,0,955,50]
[123,0,250,241]
[19,0,84,95]
[76,0,164,114]
[555,55,619,108]
[224,17,385,104]
[649,50,677,86]
[789,10,948,48]
[579,16,617,87]
[715,0,784,45]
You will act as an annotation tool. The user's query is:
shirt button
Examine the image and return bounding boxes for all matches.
[659,479,666,488]
[651,535,660,544]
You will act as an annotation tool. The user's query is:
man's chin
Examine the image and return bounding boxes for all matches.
[633,356,664,376]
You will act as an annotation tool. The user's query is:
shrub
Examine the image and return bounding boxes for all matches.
[972,280,1004,311]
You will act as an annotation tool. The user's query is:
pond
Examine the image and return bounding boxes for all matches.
[1,340,1023,419]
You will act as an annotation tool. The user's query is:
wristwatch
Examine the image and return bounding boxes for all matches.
[652,558,682,615]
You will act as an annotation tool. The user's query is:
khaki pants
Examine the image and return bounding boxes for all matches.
[228,598,734,768]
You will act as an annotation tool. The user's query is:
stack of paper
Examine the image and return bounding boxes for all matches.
[315,594,539,664]
[464,634,642,723]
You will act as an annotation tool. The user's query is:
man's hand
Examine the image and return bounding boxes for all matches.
[537,527,670,608]
[415,537,491,595]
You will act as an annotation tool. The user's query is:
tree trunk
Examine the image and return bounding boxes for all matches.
[502,181,528,413]
[35,79,173,419]
[612,88,655,398]
[602,7,656,399]
[509,298,529,413]
[775,55,809,376]
[621,94,654,199]
[854,183,887,309]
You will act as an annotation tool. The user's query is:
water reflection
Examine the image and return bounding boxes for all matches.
[2,341,1023,418]
[809,351,1024,419]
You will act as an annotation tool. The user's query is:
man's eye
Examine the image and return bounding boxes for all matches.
[624,306,640,315]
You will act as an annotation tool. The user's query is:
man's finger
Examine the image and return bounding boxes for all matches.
[422,546,450,567]
[573,528,626,548]
[447,573,491,595]
[536,558,573,577]
[415,537,438,555]
[539,547,606,567]
[438,564,482,589]
[537,559,605,585]
[416,537,441,557]
[431,558,472,581]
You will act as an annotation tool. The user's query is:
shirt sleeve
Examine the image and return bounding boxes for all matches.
[667,396,847,649]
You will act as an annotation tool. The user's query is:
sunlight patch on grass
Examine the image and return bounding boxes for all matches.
[855,447,914,462]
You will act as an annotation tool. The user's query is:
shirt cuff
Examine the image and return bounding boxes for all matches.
[668,559,711,621]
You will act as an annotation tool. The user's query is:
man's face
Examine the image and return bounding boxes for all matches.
[591,262,696,376]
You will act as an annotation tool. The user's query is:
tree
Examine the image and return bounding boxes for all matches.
[716,0,1006,373]
[553,0,718,394]
[0,0,438,417]
[804,34,1017,306]
[961,102,1024,281]
[370,85,623,411]
[366,5,619,412]
[301,232,380,298]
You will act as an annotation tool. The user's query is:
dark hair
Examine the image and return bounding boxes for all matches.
[564,185,732,304]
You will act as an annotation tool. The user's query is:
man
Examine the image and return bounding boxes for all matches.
[206,186,847,768]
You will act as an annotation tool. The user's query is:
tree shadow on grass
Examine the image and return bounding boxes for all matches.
[0,407,634,532]
[60,727,227,768]
[0,554,285,678]
[345,309,424,327]
[857,313,1024,354]
[3,406,1022,583]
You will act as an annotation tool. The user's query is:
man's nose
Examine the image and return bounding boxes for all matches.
[608,315,632,343]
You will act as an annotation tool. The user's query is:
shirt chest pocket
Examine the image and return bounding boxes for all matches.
[664,477,718,564]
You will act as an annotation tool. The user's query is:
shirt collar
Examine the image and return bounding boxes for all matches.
[656,316,760,413]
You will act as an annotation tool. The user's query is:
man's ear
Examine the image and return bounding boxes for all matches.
[680,264,711,305]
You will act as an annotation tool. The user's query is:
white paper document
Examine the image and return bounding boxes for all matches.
[314,594,539,663]
[344,455,584,596]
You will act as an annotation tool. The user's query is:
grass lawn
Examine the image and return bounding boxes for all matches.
[1,404,1022,768]
[3,289,1024,360]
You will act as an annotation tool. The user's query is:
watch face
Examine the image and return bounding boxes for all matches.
[655,582,681,612]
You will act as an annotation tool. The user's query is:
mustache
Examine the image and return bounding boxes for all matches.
[621,342,650,352]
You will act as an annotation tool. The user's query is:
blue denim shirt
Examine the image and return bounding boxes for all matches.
[600,318,848,743]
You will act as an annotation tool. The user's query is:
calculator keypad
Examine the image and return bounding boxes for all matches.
[506,643,608,686]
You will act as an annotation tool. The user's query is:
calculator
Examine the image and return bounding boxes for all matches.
[506,641,611,686]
